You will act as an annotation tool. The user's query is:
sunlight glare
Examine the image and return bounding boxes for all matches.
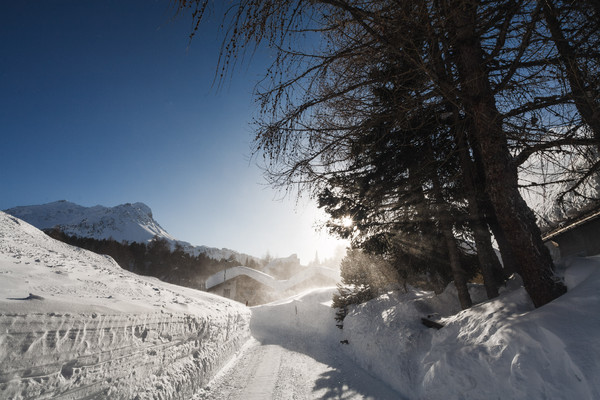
[341,216,354,228]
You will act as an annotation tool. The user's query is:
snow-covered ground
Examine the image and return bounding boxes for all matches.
[192,260,600,399]
[340,260,600,399]
[0,211,251,399]
[3,207,600,399]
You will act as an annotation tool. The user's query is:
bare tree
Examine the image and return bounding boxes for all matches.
[177,0,600,307]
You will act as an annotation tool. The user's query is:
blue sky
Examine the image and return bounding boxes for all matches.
[0,0,346,263]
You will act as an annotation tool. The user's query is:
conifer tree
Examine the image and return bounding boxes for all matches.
[178,0,600,307]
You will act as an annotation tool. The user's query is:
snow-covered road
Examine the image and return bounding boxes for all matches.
[195,338,401,400]
[193,288,402,400]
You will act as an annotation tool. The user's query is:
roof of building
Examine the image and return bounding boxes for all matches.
[205,265,340,291]
[543,207,600,241]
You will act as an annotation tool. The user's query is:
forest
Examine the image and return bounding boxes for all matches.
[44,228,261,290]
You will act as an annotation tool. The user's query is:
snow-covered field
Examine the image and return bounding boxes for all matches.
[0,211,251,399]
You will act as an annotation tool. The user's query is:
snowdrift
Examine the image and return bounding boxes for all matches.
[0,211,251,399]
[340,260,600,400]
[250,287,340,344]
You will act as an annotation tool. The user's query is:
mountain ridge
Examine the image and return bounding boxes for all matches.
[4,200,259,264]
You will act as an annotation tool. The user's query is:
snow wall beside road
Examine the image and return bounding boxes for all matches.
[0,211,251,399]
[0,310,250,400]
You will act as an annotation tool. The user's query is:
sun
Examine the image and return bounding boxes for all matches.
[340,216,354,228]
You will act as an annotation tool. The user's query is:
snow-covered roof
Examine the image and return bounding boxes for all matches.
[205,265,340,291]
[542,207,600,241]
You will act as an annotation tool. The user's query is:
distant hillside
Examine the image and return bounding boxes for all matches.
[519,150,600,231]
[4,200,259,265]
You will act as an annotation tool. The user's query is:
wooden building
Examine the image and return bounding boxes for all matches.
[543,208,600,259]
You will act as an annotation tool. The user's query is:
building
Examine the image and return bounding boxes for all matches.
[543,208,600,259]
[205,265,340,306]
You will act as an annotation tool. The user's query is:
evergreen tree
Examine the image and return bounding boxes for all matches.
[177,0,600,307]
[332,249,400,323]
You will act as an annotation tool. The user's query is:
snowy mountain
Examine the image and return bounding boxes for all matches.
[4,200,174,243]
[0,211,250,399]
[519,149,600,231]
[4,200,259,264]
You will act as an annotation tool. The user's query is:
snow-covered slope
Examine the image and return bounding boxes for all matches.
[0,211,251,399]
[339,260,600,399]
[5,200,174,243]
[4,200,259,264]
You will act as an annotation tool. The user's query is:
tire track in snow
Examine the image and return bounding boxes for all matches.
[194,337,401,399]
[243,345,282,399]
[193,287,403,400]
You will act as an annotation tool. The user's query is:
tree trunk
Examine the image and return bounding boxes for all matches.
[411,162,472,308]
[480,194,518,277]
[469,141,518,277]
[446,0,566,307]
[453,111,501,299]
[429,169,473,309]
[441,222,473,309]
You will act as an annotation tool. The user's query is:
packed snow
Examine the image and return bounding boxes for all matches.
[0,211,250,399]
[192,288,401,399]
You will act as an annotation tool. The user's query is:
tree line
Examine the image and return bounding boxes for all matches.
[44,229,261,290]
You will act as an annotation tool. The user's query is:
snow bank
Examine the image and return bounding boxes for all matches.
[340,262,600,400]
[250,287,340,344]
[0,211,251,399]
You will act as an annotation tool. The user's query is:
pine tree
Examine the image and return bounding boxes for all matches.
[177,0,600,306]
